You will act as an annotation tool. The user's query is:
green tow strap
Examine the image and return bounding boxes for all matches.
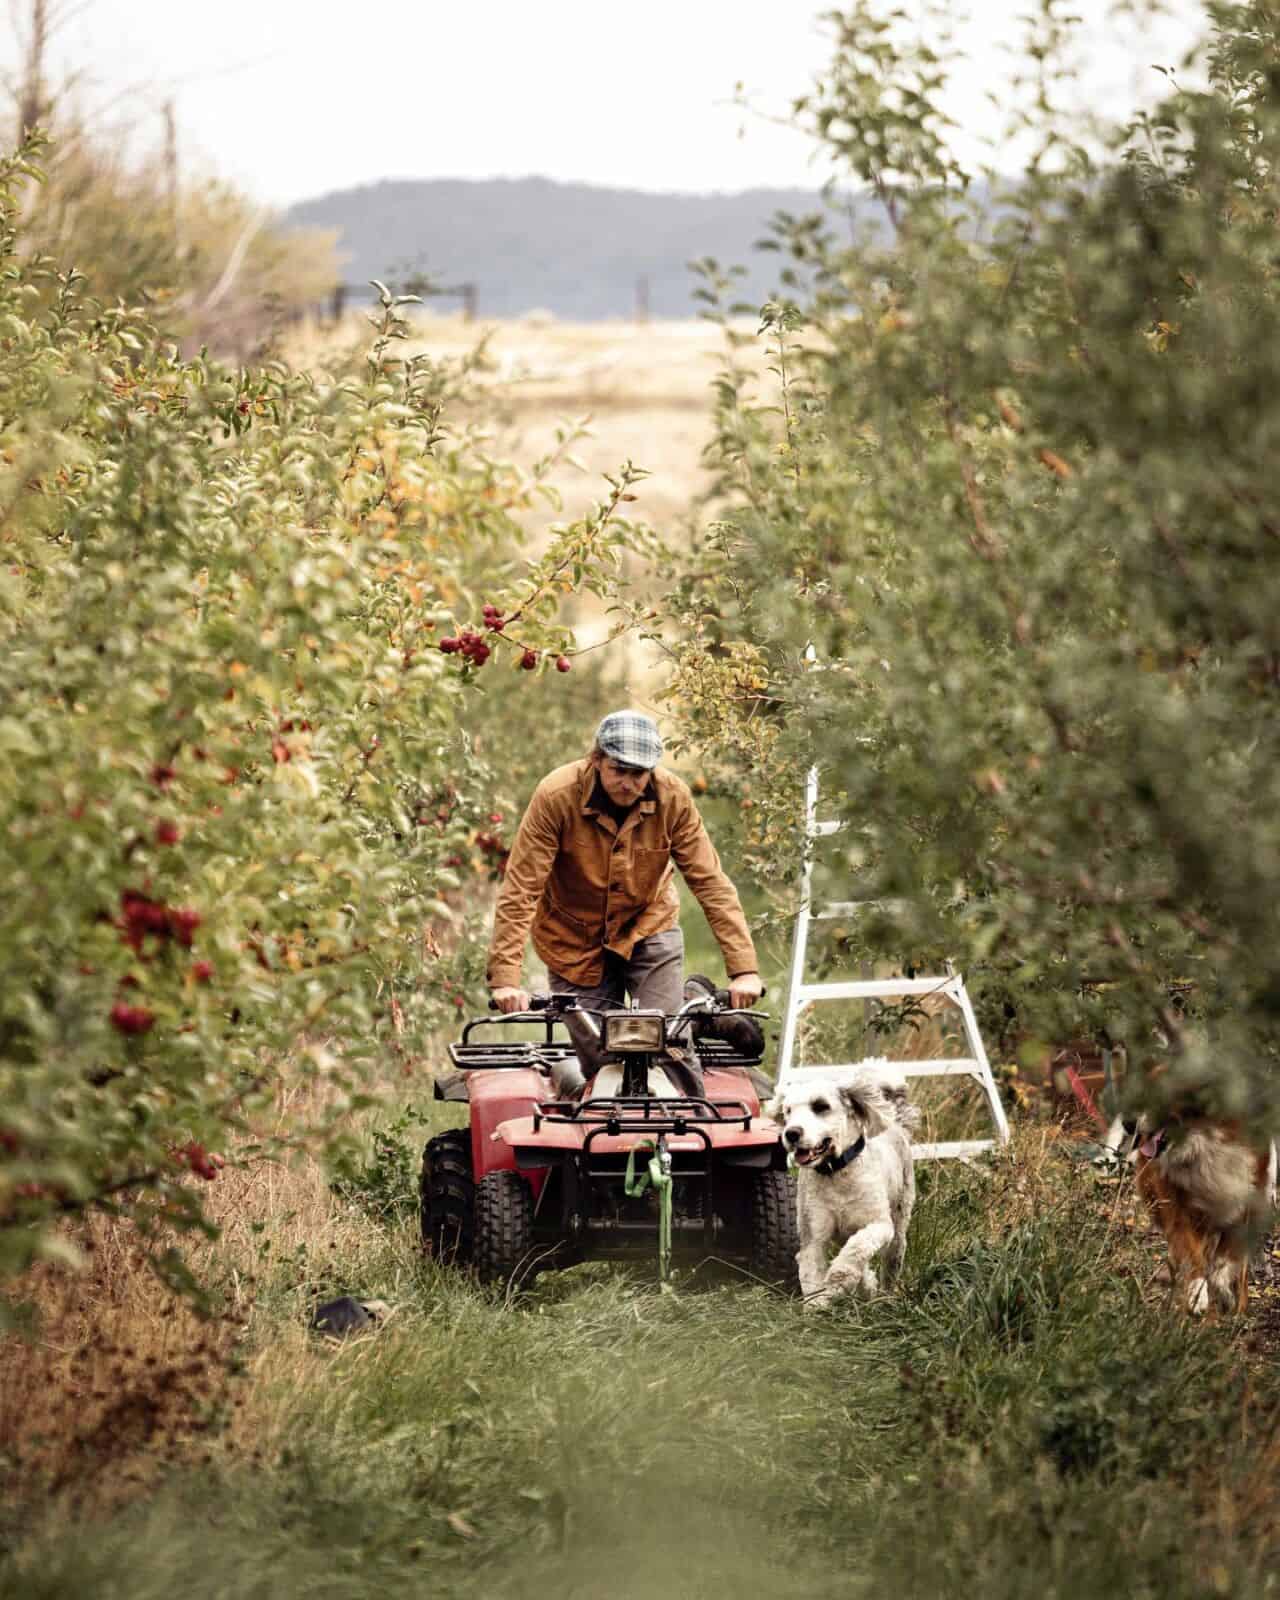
[623,1138,674,1285]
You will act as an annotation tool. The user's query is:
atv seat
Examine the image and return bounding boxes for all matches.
[589,1062,686,1100]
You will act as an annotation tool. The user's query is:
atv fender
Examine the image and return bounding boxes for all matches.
[432,1069,470,1103]
[467,1068,552,1184]
[742,1064,774,1101]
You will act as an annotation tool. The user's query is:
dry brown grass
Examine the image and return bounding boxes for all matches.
[0,1215,245,1501]
[0,1074,405,1500]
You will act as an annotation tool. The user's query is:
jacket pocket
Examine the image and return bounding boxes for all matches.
[631,847,672,901]
[542,887,592,937]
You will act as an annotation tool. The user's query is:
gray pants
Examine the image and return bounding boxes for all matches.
[548,928,684,1013]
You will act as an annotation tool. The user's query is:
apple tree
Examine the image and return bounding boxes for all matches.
[660,1,1280,1129]
[0,140,655,1295]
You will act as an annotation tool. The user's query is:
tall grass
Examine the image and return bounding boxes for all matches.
[2,1126,1276,1598]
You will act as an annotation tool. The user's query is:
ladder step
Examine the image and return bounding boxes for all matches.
[784,1059,983,1080]
[795,977,960,1002]
[899,1060,983,1079]
[911,1140,996,1160]
[784,766,1009,1162]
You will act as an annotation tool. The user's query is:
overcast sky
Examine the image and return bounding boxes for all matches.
[12,0,1210,209]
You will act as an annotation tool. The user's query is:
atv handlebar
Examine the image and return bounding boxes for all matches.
[486,991,769,1023]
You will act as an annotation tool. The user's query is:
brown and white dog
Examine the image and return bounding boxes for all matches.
[1107,1114,1277,1315]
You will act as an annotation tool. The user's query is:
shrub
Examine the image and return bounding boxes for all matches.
[16,133,340,354]
[330,1104,435,1224]
[0,137,655,1300]
[661,1,1280,1130]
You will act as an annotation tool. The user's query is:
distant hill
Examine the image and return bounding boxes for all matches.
[284,176,870,321]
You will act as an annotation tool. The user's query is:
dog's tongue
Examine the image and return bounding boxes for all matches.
[1139,1135,1161,1158]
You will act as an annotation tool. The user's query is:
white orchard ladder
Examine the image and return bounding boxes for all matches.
[776,767,1010,1160]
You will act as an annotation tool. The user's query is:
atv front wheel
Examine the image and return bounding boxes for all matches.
[474,1169,537,1285]
[420,1129,476,1266]
[750,1170,800,1291]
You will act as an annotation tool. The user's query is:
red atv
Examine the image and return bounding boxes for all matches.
[421,984,798,1288]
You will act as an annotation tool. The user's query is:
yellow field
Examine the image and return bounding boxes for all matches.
[296,310,771,538]
[441,313,740,528]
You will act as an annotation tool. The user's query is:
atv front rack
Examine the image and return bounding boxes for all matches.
[532,1095,754,1135]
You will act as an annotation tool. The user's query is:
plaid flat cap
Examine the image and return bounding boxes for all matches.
[595,711,664,770]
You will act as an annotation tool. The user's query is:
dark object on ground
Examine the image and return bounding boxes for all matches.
[310,1297,389,1337]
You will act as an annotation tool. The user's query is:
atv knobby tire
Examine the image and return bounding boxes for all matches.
[473,1169,537,1285]
[420,1129,476,1266]
[750,1170,801,1291]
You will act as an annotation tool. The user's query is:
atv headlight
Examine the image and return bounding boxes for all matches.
[602,1012,666,1054]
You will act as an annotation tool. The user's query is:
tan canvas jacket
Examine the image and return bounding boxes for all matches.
[486,758,758,989]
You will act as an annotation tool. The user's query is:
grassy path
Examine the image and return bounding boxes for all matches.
[3,1136,1277,1599]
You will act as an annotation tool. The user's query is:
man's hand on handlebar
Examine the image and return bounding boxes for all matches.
[728,971,764,1010]
[490,985,531,1014]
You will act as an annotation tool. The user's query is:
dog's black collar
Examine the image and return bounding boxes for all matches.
[814,1134,866,1177]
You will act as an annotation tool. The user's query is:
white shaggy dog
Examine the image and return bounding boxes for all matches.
[768,1061,917,1310]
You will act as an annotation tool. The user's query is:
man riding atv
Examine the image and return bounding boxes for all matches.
[419,715,783,1281]
[486,710,764,1032]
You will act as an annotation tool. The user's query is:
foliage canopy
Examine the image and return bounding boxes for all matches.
[0,138,651,1293]
[665,0,1280,1126]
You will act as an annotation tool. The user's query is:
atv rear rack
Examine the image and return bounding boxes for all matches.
[449,1035,766,1071]
[447,1039,579,1070]
[532,1095,754,1135]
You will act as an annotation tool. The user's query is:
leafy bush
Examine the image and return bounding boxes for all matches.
[0,138,654,1297]
[661,1,1280,1129]
[18,134,340,353]
[330,1103,436,1224]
